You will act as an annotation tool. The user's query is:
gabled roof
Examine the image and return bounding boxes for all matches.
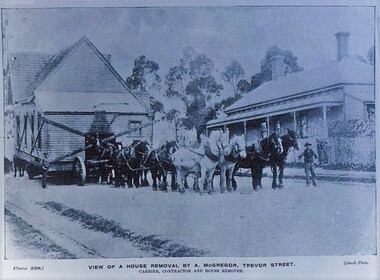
[226,58,374,113]
[10,36,150,113]
[9,52,53,103]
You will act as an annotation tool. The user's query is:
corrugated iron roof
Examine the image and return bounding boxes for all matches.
[9,52,53,103]
[226,59,374,113]
[208,93,343,126]
[10,36,150,113]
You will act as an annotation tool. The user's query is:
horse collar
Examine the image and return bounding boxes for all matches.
[204,144,219,162]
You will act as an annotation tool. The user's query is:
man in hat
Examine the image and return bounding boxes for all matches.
[255,122,270,160]
[275,121,281,135]
[298,142,318,187]
[260,122,268,139]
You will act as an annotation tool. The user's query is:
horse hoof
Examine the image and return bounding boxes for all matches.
[227,188,233,193]
[220,188,226,193]
[278,184,284,189]
[179,189,185,194]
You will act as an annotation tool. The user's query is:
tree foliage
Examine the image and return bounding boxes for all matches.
[126,55,161,93]
[237,79,252,94]
[164,48,223,140]
[222,60,245,96]
[150,96,164,113]
[258,45,303,85]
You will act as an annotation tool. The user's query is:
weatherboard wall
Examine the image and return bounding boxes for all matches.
[41,113,152,162]
[343,84,375,120]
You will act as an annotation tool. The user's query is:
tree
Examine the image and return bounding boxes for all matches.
[164,48,223,140]
[165,109,182,140]
[190,54,215,79]
[253,45,304,86]
[165,65,187,98]
[126,55,161,94]
[237,79,252,94]
[222,60,245,96]
[182,93,215,142]
[250,73,263,91]
[150,96,164,113]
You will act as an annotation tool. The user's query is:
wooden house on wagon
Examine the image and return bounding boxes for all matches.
[207,32,375,166]
[9,36,153,182]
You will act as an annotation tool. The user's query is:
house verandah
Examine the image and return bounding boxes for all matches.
[206,32,375,168]
[207,89,344,164]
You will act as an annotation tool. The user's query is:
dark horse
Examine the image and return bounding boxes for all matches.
[270,129,299,189]
[13,155,27,177]
[112,140,150,188]
[146,141,178,192]
[232,132,283,191]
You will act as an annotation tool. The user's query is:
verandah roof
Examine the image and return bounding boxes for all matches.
[225,58,374,114]
[207,93,343,127]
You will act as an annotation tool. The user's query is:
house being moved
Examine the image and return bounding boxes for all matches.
[9,36,153,181]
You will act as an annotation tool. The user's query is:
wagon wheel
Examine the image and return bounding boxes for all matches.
[73,156,87,186]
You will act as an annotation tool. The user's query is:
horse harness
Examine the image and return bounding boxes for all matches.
[119,141,150,171]
[224,142,242,163]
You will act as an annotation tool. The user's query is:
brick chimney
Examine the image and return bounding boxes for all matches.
[335,31,350,61]
[269,55,286,81]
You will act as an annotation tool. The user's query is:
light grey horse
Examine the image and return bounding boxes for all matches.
[173,130,229,194]
[218,134,247,192]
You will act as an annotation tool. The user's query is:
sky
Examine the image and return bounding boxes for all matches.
[2,6,375,98]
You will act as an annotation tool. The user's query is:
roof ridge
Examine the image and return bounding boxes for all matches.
[21,36,86,102]
[225,57,374,113]
[80,36,151,113]
[23,35,150,113]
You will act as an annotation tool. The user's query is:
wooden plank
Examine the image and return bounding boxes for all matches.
[49,144,93,163]
[41,116,92,139]
[15,150,46,168]
[30,121,44,155]
[17,116,26,150]
[48,119,155,163]
[101,121,155,144]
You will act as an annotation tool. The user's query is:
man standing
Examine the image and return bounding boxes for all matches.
[260,122,268,139]
[298,142,318,187]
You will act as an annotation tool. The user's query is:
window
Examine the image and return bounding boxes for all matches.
[129,121,142,135]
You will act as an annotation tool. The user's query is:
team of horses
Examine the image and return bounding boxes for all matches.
[12,128,299,193]
[99,128,299,194]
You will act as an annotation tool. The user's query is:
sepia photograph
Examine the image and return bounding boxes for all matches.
[0,1,377,279]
